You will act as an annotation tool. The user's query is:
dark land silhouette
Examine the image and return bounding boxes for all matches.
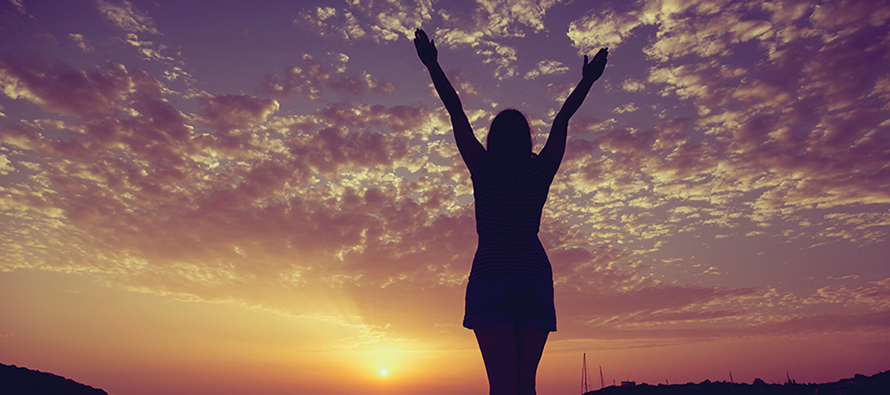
[1,361,887,394]
[0,363,108,395]
[584,370,890,395]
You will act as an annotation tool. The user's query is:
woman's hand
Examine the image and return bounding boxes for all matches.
[414,28,438,67]
[582,47,609,82]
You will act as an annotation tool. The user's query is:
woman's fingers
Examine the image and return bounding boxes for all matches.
[415,29,432,52]
[415,28,429,45]
[595,47,608,62]
[414,28,437,65]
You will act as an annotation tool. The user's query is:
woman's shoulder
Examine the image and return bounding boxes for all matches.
[528,154,557,178]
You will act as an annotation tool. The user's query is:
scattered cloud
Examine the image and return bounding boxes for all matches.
[0,153,13,175]
[68,33,93,52]
[293,0,568,80]
[805,278,890,310]
[1,0,888,349]
[621,78,645,92]
[524,59,569,80]
[97,0,161,35]
[294,0,433,42]
[7,0,25,15]
[613,102,639,113]
[568,9,644,52]
[293,7,367,41]
[0,55,134,118]
[262,54,395,100]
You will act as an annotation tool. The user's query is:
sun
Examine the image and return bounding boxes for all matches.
[379,368,388,376]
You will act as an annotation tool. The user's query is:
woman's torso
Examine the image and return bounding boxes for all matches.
[469,153,557,279]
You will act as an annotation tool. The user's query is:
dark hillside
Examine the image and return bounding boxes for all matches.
[0,363,108,395]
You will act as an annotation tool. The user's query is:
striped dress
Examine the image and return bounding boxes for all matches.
[469,152,557,280]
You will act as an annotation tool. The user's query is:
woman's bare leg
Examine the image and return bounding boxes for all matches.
[516,326,549,395]
[474,323,518,395]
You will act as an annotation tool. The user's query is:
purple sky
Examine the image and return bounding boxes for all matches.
[1,1,888,394]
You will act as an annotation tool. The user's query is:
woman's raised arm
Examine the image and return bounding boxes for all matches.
[414,28,484,169]
[539,48,608,169]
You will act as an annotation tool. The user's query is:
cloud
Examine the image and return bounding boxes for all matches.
[613,102,639,113]
[568,9,644,52]
[293,7,367,40]
[195,93,279,131]
[2,0,889,351]
[0,54,517,345]
[0,55,133,118]
[558,310,890,345]
[524,60,569,80]
[804,278,890,310]
[434,0,568,79]
[622,78,645,92]
[2,55,439,293]
[262,54,395,100]
[327,72,397,96]
[294,0,433,42]
[96,0,161,35]
[6,0,25,15]
[94,0,180,66]
[556,269,760,337]
[293,1,565,80]
[0,154,13,175]
[122,33,174,62]
[262,54,330,100]
[642,2,773,62]
[68,33,93,52]
[457,0,556,38]
[435,33,519,79]
[599,0,890,227]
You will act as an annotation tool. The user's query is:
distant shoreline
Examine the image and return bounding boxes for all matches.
[583,370,889,395]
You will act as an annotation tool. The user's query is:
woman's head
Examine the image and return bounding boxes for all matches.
[487,109,534,162]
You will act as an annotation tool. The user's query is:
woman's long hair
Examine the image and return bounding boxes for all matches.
[486,109,535,166]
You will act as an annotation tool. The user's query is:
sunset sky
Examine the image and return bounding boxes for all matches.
[1,0,888,394]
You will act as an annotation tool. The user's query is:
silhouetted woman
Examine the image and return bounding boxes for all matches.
[414,28,607,395]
